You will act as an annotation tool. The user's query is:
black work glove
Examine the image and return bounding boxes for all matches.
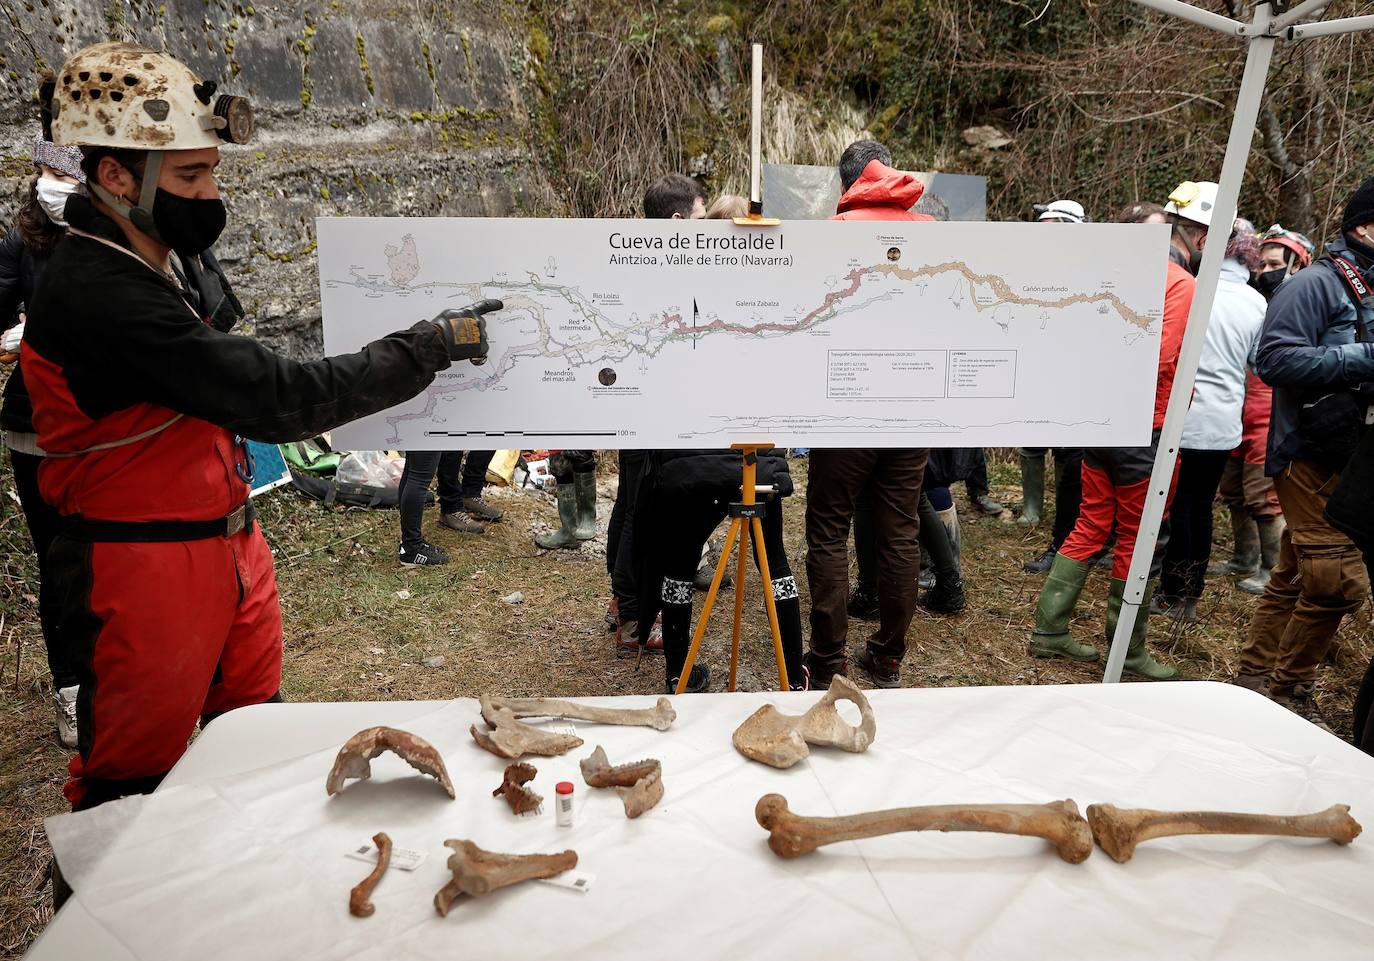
[428,299,502,363]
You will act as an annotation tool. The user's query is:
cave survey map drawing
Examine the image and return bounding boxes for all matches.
[318,218,1171,450]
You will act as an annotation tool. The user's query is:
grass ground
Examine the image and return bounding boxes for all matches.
[0,453,1369,956]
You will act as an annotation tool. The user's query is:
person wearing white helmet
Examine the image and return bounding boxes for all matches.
[1034,199,1090,224]
[23,42,500,812]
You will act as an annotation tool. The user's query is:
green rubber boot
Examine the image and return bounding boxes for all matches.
[1028,554,1098,661]
[535,484,581,550]
[572,469,598,540]
[1018,452,1045,527]
[1107,579,1180,681]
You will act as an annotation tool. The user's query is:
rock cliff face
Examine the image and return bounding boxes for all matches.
[0,0,555,356]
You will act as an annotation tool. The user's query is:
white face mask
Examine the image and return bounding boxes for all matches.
[36,178,80,226]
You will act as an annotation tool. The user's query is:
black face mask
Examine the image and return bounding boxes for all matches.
[151,189,226,257]
[1252,267,1287,301]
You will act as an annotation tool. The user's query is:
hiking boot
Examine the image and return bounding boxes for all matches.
[1231,672,1270,696]
[400,541,449,566]
[804,651,848,690]
[1090,547,1113,569]
[788,665,811,692]
[572,470,597,540]
[1115,581,1179,681]
[1018,453,1045,526]
[604,597,619,633]
[972,493,1003,516]
[919,576,967,614]
[918,567,936,591]
[847,584,881,621]
[1209,508,1259,576]
[1023,544,1056,574]
[693,541,733,591]
[55,685,79,749]
[439,511,485,534]
[856,646,901,689]
[534,484,580,550]
[1271,688,1332,733]
[462,496,503,522]
[1149,593,1197,622]
[614,616,663,655]
[667,664,711,694]
[1028,554,1098,661]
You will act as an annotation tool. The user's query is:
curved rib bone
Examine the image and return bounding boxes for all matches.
[580,745,664,818]
[470,705,584,759]
[481,696,676,731]
[326,727,455,798]
[755,794,1093,864]
[733,676,877,769]
[1087,803,1362,863]
[492,762,543,814]
[348,832,391,918]
[433,841,577,915]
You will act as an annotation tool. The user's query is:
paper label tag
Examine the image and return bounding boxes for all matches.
[347,842,426,872]
[537,870,595,893]
[517,801,545,818]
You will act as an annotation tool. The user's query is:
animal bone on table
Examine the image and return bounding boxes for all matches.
[470,704,585,760]
[326,727,455,798]
[433,841,578,915]
[480,695,677,731]
[580,745,664,818]
[733,675,877,769]
[348,832,391,918]
[1087,803,1363,863]
[492,762,543,814]
[755,794,1094,863]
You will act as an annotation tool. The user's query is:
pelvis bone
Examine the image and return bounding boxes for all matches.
[480,695,676,731]
[470,704,585,760]
[580,746,664,818]
[433,841,577,915]
[492,762,543,815]
[756,794,1094,863]
[1087,802,1362,863]
[326,726,455,798]
[733,675,877,769]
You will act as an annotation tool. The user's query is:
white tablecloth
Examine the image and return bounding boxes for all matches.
[29,682,1374,960]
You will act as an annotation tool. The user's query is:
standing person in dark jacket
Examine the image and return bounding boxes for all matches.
[805,140,932,690]
[25,43,498,810]
[1,128,86,747]
[1324,426,1374,754]
[635,447,803,693]
[1232,176,1374,728]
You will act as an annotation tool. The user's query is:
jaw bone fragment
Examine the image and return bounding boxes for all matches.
[756,794,1094,864]
[433,841,578,915]
[580,745,664,818]
[492,762,543,814]
[1087,803,1362,863]
[348,832,392,918]
[326,726,455,798]
[470,704,584,759]
[733,675,877,769]
[480,695,676,731]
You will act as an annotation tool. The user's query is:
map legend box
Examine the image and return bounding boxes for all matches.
[827,350,948,399]
[947,350,1017,398]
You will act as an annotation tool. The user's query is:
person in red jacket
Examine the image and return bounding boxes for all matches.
[1026,181,1208,679]
[804,140,933,690]
[24,43,496,811]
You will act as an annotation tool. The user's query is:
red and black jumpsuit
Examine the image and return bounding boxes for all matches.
[22,196,453,810]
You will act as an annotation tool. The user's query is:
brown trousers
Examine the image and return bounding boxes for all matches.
[1217,456,1280,519]
[805,448,929,664]
[1238,459,1371,695]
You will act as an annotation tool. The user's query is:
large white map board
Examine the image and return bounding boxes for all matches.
[317,218,1171,450]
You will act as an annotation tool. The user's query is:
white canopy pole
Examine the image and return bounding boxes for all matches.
[749,42,763,215]
[1104,0,1374,682]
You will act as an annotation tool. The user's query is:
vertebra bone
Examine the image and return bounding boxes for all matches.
[733,675,877,769]
[755,794,1093,863]
[433,841,577,915]
[1087,802,1362,863]
[492,762,543,815]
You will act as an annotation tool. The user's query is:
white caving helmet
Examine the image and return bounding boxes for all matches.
[49,42,253,237]
[1163,181,1218,227]
[1034,199,1088,224]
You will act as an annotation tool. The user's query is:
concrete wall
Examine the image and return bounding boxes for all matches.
[0,0,555,356]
